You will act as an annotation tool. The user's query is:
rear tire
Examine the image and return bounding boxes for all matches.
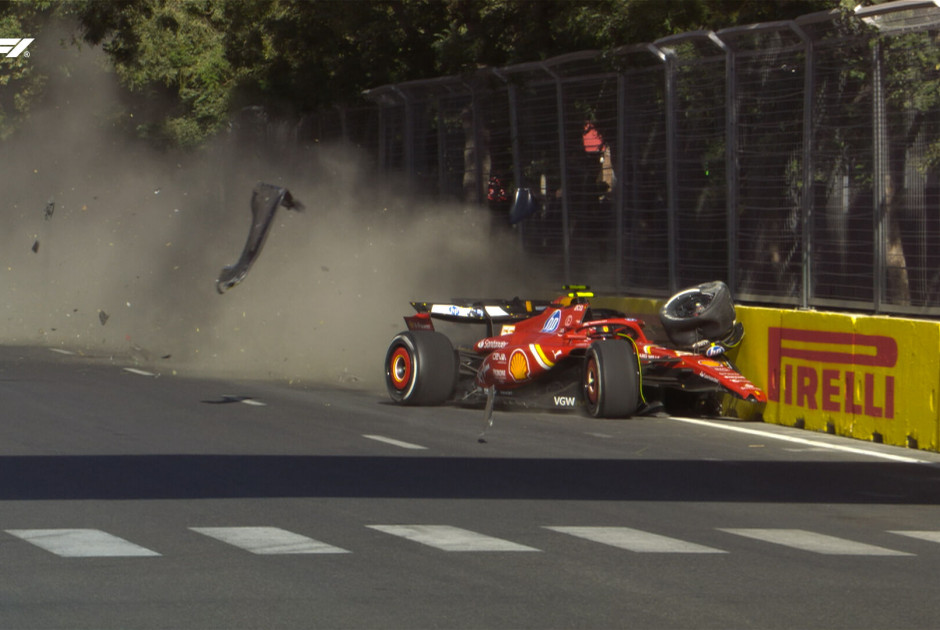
[385,331,458,405]
[582,341,640,418]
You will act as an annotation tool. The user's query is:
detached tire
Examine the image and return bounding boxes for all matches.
[660,281,735,348]
[385,331,458,405]
[583,341,640,418]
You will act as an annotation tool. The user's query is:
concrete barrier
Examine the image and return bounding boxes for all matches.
[594,296,939,452]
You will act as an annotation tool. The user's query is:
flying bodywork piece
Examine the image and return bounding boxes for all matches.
[216,182,304,293]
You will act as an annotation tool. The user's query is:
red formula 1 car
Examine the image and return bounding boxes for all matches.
[384,283,767,419]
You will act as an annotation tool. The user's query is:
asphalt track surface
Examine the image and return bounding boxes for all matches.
[3,345,940,629]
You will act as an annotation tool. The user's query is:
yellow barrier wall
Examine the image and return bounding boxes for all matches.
[595,296,940,452]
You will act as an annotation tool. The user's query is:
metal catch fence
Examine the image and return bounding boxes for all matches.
[335,1,940,316]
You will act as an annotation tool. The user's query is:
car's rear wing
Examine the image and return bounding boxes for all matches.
[403,287,597,334]
[405,299,551,335]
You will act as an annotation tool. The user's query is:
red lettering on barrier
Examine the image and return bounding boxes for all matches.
[886,375,894,419]
[821,369,840,412]
[796,366,817,409]
[844,371,863,415]
[767,328,897,371]
[768,327,897,419]
[864,373,881,418]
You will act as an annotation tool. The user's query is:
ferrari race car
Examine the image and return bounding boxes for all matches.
[384,282,767,419]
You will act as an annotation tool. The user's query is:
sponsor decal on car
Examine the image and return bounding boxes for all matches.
[484,305,511,318]
[529,344,556,370]
[509,349,530,381]
[541,310,561,333]
[404,315,434,331]
[767,327,896,418]
[432,304,485,319]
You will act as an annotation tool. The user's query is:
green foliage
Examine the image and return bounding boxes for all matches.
[224,0,446,112]
[0,0,850,148]
[885,32,940,172]
[75,0,237,147]
[0,1,61,139]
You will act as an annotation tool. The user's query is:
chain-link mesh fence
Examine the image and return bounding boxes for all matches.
[312,2,940,316]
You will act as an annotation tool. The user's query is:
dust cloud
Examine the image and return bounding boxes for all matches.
[0,38,547,391]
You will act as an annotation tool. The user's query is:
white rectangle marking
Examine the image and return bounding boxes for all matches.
[546,526,726,554]
[368,525,539,552]
[889,530,940,544]
[6,529,160,557]
[720,528,912,556]
[363,435,427,450]
[190,527,349,554]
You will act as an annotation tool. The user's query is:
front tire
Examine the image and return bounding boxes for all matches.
[659,281,736,348]
[385,331,457,405]
[582,341,640,418]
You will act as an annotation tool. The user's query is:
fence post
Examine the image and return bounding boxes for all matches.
[392,86,415,178]
[435,95,447,198]
[492,69,526,248]
[490,69,523,194]
[872,38,887,313]
[493,74,524,195]
[469,83,486,205]
[709,32,737,295]
[792,22,815,311]
[649,43,679,294]
[543,62,572,284]
[615,72,627,289]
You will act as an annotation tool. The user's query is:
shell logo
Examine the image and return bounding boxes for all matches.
[509,349,530,381]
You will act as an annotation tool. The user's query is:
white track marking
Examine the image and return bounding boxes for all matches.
[190,527,349,554]
[889,531,940,544]
[220,395,267,406]
[720,528,912,556]
[6,529,160,557]
[122,367,158,377]
[668,416,930,464]
[546,526,726,553]
[368,525,539,552]
[362,435,427,450]
[48,348,75,355]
